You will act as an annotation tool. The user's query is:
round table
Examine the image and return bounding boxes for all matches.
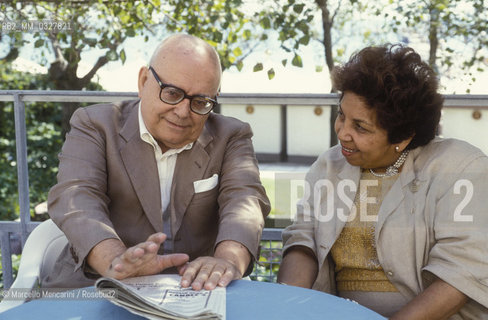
[1,280,385,319]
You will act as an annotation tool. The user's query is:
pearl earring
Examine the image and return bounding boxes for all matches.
[395,146,400,152]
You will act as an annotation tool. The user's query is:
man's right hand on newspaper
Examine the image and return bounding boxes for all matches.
[87,232,190,279]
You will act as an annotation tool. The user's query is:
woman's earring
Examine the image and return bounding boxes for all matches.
[395,146,400,152]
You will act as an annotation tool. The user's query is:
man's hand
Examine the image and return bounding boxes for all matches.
[88,233,189,279]
[178,240,251,290]
[178,256,241,290]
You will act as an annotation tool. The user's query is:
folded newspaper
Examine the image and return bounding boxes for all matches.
[95,274,225,320]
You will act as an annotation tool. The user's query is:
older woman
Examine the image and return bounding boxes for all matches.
[278,44,488,319]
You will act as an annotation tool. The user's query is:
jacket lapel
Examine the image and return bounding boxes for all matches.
[335,163,361,239]
[119,102,163,232]
[316,159,360,257]
[170,124,213,236]
[376,150,417,234]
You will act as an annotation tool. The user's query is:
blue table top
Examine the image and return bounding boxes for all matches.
[1,280,385,319]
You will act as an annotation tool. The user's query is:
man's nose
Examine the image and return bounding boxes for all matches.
[173,97,191,118]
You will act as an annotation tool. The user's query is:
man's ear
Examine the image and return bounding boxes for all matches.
[137,66,149,98]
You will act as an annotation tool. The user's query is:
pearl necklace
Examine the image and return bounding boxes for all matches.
[369,150,409,178]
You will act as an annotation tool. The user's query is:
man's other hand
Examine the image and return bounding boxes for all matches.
[178,240,251,290]
[178,256,241,290]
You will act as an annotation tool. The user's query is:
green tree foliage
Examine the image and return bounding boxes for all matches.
[379,0,488,92]
[1,0,315,136]
[1,1,155,90]
[1,0,160,136]
[0,61,62,221]
[0,252,20,289]
[135,0,316,73]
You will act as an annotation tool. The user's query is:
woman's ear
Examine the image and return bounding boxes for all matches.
[397,135,415,152]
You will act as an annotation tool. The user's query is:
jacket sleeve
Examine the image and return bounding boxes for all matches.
[281,159,323,257]
[423,153,488,309]
[48,107,120,271]
[215,122,270,265]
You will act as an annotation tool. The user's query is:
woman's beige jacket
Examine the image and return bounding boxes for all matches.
[283,138,488,319]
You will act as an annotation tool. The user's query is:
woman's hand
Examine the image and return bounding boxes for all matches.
[390,278,468,320]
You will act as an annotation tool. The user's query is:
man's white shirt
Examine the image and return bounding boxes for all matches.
[138,103,193,211]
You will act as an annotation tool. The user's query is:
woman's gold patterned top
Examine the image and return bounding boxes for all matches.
[330,170,399,292]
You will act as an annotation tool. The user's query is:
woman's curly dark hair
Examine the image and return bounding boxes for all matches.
[331,44,443,149]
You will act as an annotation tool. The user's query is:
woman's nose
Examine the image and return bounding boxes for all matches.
[336,121,351,141]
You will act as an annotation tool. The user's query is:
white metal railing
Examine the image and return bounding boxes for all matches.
[0,90,487,289]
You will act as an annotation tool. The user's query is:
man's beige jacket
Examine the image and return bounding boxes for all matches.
[45,100,270,287]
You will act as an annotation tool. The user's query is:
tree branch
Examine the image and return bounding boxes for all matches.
[331,0,341,25]
[79,55,109,87]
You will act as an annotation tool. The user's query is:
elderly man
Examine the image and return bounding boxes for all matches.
[44,34,270,290]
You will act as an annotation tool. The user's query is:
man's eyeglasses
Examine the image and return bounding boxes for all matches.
[148,66,217,115]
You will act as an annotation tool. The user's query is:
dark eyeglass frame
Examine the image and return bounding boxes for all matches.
[148,66,217,115]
